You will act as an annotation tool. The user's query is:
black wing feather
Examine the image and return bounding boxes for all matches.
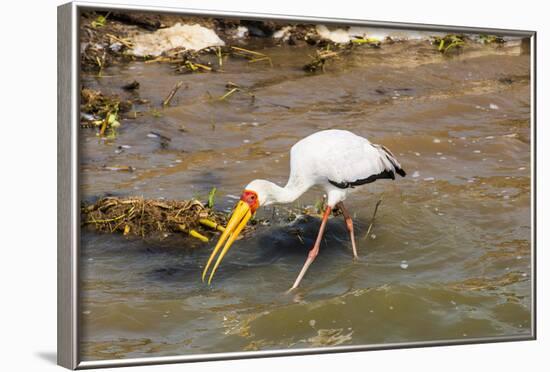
[329,169,396,189]
[379,145,407,177]
[328,144,406,189]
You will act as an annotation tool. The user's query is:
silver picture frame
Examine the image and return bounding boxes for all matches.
[58,1,537,369]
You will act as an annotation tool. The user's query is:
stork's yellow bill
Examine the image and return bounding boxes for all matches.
[202,190,259,285]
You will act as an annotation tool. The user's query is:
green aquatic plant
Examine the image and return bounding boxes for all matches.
[479,34,505,45]
[433,34,466,54]
[150,108,163,118]
[99,109,120,138]
[91,14,108,28]
[351,37,381,47]
[314,196,326,215]
[207,187,217,208]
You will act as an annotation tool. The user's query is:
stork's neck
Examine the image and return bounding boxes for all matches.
[265,178,310,205]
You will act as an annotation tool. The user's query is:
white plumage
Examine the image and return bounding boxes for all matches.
[289,129,404,205]
[247,129,406,208]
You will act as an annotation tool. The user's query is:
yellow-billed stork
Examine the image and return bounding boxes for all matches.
[202,129,406,290]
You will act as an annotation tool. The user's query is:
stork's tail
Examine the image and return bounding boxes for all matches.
[375,144,407,177]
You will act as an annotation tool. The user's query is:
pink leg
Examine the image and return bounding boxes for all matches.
[288,206,332,291]
[337,202,358,259]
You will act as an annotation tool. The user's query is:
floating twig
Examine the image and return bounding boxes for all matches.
[180,61,212,72]
[215,46,223,67]
[218,81,290,109]
[230,46,273,66]
[144,56,175,64]
[95,51,106,76]
[106,33,134,48]
[364,199,382,239]
[218,87,239,101]
[230,46,268,57]
[162,81,185,107]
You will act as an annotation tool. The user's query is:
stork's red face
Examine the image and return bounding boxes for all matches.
[240,190,259,214]
[201,189,260,285]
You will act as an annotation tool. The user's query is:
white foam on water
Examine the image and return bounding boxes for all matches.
[316,25,446,44]
[131,23,225,57]
[316,25,351,44]
[273,26,292,41]
[236,26,248,38]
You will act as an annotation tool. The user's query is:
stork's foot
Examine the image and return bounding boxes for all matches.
[336,202,358,260]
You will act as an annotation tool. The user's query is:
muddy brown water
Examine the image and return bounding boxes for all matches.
[79,38,532,360]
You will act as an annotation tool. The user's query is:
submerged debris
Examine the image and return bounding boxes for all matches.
[216,82,290,109]
[140,46,220,74]
[81,197,233,241]
[302,37,380,73]
[122,80,140,90]
[303,47,342,72]
[109,11,164,31]
[81,88,131,115]
[80,88,133,136]
[449,272,528,291]
[464,240,530,270]
[173,51,216,73]
[479,34,505,45]
[80,13,136,72]
[307,328,353,347]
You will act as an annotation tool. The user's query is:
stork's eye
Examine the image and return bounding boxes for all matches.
[250,195,256,201]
